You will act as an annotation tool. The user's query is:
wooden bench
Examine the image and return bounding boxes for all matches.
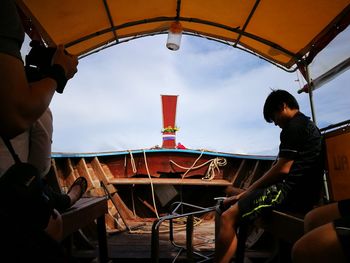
[109,177,232,186]
[61,196,109,263]
[235,120,350,262]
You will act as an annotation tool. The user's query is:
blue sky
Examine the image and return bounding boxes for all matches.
[21,28,350,156]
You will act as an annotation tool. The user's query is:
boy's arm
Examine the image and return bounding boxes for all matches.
[245,157,293,194]
[223,157,293,207]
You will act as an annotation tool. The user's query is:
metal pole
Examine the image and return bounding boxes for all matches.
[186,215,194,262]
[303,64,317,124]
[302,64,330,200]
[151,219,160,263]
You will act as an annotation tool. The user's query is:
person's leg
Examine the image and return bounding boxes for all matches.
[216,203,240,263]
[43,176,87,212]
[292,222,347,263]
[45,209,63,241]
[216,185,286,263]
[43,183,71,212]
[303,202,340,232]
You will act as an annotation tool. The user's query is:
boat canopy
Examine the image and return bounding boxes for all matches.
[17,0,350,71]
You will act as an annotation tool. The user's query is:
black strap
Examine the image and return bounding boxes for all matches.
[1,136,21,164]
[45,64,67,94]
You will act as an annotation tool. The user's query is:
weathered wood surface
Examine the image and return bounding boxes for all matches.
[62,197,108,239]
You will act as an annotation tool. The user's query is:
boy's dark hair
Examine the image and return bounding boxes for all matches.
[263,89,299,123]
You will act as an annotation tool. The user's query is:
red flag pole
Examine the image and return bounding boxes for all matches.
[161,95,178,148]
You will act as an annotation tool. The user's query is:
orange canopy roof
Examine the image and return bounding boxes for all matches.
[17,0,350,70]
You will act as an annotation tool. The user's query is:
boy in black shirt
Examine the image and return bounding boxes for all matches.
[216,89,323,263]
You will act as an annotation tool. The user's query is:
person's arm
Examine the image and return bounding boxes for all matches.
[0,46,78,138]
[246,157,293,193]
[223,157,293,206]
[0,52,55,137]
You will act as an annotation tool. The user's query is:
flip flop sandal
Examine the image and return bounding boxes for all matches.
[67,177,88,199]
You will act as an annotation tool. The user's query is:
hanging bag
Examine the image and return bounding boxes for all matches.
[0,136,54,229]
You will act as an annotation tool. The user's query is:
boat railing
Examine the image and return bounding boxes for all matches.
[151,201,218,263]
[319,119,350,133]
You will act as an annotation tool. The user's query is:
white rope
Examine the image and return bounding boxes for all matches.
[169,150,227,180]
[143,149,160,219]
[202,157,227,180]
[170,158,217,171]
[171,150,205,178]
[128,150,137,174]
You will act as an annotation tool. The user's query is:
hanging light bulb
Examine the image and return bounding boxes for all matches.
[166,21,183,51]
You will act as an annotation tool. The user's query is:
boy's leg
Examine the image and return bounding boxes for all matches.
[216,185,285,263]
[216,203,240,263]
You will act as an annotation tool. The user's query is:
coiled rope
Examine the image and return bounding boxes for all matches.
[202,157,227,180]
[170,150,227,180]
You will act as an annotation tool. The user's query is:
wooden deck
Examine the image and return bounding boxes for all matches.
[108,220,215,262]
[68,217,277,262]
[68,219,215,262]
[109,178,232,186]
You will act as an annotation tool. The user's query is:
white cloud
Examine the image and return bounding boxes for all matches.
[48,33,350,155]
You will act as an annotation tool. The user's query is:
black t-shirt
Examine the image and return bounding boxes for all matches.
[278,112,323,211]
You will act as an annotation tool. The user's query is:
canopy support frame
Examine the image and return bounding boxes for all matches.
[303,63,317,124]
[102,0,118,43]
[65,16,300,64]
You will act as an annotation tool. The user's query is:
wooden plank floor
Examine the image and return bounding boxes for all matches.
[68,219,215,262]
[107,220,215,262]
[70,218,278,263]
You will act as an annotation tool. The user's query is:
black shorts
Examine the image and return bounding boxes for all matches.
[237,184,288,222]
[338,199,350,217]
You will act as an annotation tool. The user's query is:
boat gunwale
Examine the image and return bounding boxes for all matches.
[51,148,276,161]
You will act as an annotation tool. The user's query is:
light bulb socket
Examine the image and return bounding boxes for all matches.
[166,21,183,51]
